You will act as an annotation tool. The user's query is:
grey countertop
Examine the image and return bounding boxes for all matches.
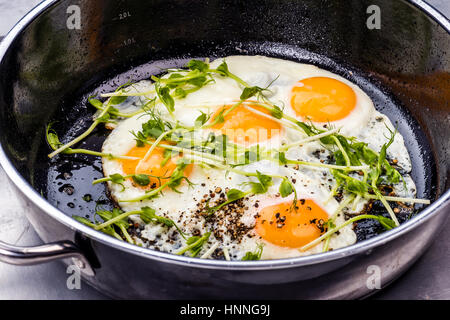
[0,0,449,300]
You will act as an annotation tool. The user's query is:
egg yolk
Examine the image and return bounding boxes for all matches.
[119,144,192,188]
[290,77,356,122]
[209,104,281,145]
[255,200,328,248]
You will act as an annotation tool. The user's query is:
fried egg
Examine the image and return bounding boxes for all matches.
[100,55,416,260]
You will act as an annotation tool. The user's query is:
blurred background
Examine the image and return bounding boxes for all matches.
[0,0,448,300]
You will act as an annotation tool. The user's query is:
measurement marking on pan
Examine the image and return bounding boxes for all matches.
[124,37,136,46]
[112,11,132,21]
[113,37,137,55]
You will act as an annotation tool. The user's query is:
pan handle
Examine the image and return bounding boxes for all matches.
[0,239,95,276]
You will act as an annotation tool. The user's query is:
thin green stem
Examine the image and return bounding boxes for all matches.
[176,236,207,256]
[363,194,430,204]
[68,149,140,160]
[285,160,368,172]
[143,140,226,164]
[118,182,169,203]
[372,183,400,226]
[330,195,356,222]
[155,72,203,84]
[332,136,351,166]
[202,100,244,129]
[278,128,340,152]
[301,214,389,252]
[48,103,113,158]
[352,171,368,210]
[323,196,355,252]
[94,210,143,230]
[209,190,253,213]
[324,184,340,205]
[101,90,155,98]
[119,224,134,244]
[103,107,146,118]
[141,129,176,163]
[210,69,249,87]
[245,101,299,125]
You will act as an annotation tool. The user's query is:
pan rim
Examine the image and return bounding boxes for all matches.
[0,0,449,270]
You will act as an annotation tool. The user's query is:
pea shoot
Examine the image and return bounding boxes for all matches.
[242,244,264,261]
[176,232,211,257]
[46,123,139,161]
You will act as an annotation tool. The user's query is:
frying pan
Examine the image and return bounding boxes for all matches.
[0,0,449,299]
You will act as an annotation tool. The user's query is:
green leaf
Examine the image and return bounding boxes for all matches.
[378,128,402,185]
[140,206,184,237]
[110,173,125,184]
[46,132,62,150]
[226,188,247,202]
[364,126,403,188]
[167,161,194,192]
[346,178,368,194]
[334,150,346,166]
[95,113,111,123]
[331,170,368,195]
[348,150,362,166]
[242,244,264,260]
[297,122,315,136]
[132,174,150,186]
[88,98,103,108]
[140,115,169,140]
[210,107,225,125]
[352,142,378,165]
[279,179,294,198]
[195,111,209,126]
[186,59,209,72]
[375,215,396,230]
[270,105,283,119]
[256,171,272,191]
[185,232,211,257]
[74,214,122,239]
[240,86,262,100]
[139,206,157,224]
[319,135,335,145]
[174,87,187,98]
[109,173,126,191]
[335,135,361,166]
[377,127,396,172]
[215,61,230,77]
[275,152,288,165]
[206,188,248,215]
[168,73,184,80]
[187,76,207,87]
[110,95,128,105]
[101,224,122,239]
[155,84,175,113]
[324,219,336,230]
[45,123,65,151]
[383,161,402,184]
[248,171,273,194]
